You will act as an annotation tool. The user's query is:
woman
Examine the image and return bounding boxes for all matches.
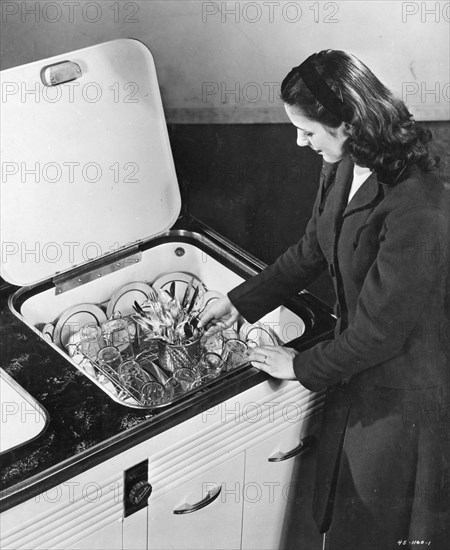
[199,50,449,549]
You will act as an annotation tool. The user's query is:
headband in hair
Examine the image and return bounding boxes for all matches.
[295,59,352,122]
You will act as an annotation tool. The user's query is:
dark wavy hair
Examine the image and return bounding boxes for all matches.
[281,50,438,175]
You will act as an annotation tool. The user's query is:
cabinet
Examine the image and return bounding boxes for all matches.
[68,522,123,550]
[147,454,245,550]
[0,463,124,550]
[242,411,322,550]
[0,380,324,550]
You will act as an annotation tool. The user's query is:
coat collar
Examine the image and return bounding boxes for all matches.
[342,170,382,218]
[341,158,413,218]
[319,155,411,223]
[338,156,391,218]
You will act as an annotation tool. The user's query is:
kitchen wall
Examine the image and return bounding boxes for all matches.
[1,0,449,122]
[1,1,448,303]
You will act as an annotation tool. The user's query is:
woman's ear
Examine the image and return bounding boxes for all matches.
[333,121,350,140]
[343,122,353,134]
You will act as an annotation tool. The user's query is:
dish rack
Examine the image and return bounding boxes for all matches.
[73,320,246,410]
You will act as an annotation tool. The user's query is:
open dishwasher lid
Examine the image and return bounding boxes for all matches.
[0,39,181,287]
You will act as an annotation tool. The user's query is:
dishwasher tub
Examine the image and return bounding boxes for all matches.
[9,228,318,409]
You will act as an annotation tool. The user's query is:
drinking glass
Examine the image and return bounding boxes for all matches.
[102,318,134,360]
[222,339,249,370]
[118,360,151,399]
[197,352,224,378]
[79,323,105,361]
[97,346,122,376]
[192,374,216,389]
[141,381,165,406]
[200,331,224,355]
[173,368,198,392]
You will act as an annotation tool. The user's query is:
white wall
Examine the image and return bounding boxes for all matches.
[1,0,448,122]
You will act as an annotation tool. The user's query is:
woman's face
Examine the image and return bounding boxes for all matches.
[284,104,348,163]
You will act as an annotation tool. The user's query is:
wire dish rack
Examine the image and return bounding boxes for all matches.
[72,319,250,410]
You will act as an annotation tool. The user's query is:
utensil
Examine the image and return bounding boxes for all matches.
[181,276,195,308]
[169,298,182,323]
[184,322,193,340]
[133,300,147,317]
[187,285,200,315]
[132,315,154,332]
[190,316,199,329]
[169,281,176,299]
[157,289,172,309]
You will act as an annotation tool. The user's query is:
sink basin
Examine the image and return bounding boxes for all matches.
[0,368,48,454]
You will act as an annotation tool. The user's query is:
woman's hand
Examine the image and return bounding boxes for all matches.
[247,345,298,380]
[198,296,241,334]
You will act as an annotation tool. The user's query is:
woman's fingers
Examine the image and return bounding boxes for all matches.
[247,345,283,361]
[202,319,231,336]
[198,297,228,327]
[247,346,273,364]
[198,297,241,331]
[198,306,215,328]
[248,346,298,380]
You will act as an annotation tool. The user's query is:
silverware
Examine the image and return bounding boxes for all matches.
[187,285,200,315]
[133,301,147,317]
[184,322,193,340]
[181,277,195,309]
[169,281,176,300]
[132,315,155,333]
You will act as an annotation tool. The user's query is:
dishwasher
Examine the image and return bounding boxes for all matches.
[1,38,334,412]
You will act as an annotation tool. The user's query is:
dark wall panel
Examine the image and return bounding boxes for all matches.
[167,122,449,307]
[167,123,335,305]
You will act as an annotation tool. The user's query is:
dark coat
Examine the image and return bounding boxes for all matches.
[228,156,449,548]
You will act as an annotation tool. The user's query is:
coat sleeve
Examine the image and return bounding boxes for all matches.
[294,204,448,392]
[228,175,328,323]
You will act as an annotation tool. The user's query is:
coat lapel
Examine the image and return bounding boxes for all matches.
[329,156,354,252]
[316,156,354,262]
[342,171,383,219]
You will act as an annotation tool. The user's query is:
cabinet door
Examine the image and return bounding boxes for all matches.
[0,467,124,550]
[68,521,123,550]
[147,453,244,550]
[242,412,323,550]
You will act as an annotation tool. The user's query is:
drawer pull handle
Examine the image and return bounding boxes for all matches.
[173,485,222,514]
[268,435,316,462]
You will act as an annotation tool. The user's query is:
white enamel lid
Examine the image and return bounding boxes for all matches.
[1,39,181,286]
